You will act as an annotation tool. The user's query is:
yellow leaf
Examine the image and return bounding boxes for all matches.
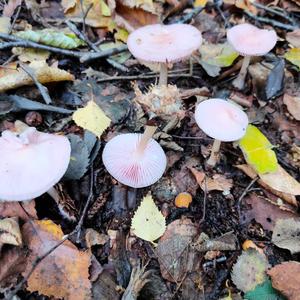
[72,100,111,137]
[284,48,300,68]
[114,27,129,43]
[194,0,208,7]
[131,194,166,243]
[239,125,278,174]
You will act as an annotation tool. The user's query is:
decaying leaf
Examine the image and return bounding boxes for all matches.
[244,279,285,300]
[131,194,166,243]
[267,261,300,300]
[0,200,37,221]
[156,218,199,282]
[286,29,300,48]
[22,220,91,300]
[0,217,22,246]
[15,29,86,49]
[0,16,11,34]
[12,47,50,63]
[0,61,74,93]
[284,48,300,68]
[2,0,22,17]
[239,125,278,174]
[283,94,300,121]
[272,218,300,254]
[231,250,269,293]
[72,100,111,137]
[85,228,109,248]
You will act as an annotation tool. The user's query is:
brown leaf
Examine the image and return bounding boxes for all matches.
[22,220,91,300]
[2,0,22,17]
[156,218,199,282]
[242,193,296,231]
[283,94,300,121]
[286,29,300,47]
[268,261,300,300]
[85,228,109,248]
[0,61,74,93]
[236,164,298,207]
[272,218,300,254]
[0,200,37,221]
[0,217,22,246]
[0,247,27,288]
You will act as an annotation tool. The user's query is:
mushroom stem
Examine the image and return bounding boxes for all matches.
[137,126,157,154]
[206,139,221,167]
[159,63,168,86]
[232,55,251,90]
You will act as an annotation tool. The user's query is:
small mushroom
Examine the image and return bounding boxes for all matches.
[227,23,277,90]
[127,24,202,86]
[195,98,249,167]
[0,127,71,201]
[102,126,167,188]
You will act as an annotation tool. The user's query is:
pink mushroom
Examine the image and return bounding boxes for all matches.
[127,24,202,86]
[102,126,167,188]
[227,23,277,90]
[195,98,249,167]
[0,127,71,201]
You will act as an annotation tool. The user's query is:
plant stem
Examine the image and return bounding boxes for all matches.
[137,126,157,154]
[159,63,168,86]
[232,56,251,90]
[206,139,221,167]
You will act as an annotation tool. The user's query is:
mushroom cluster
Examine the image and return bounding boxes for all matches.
[0,127,71,201]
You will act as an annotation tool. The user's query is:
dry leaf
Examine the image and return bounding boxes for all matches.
[0,61,74,93]
[72,100,111,137]
[283,94,300,121]
[0,200,37,221]
[268,261,300,300]
[0,217,22,246]
[272,218,300,254]
[131,194,166,243]
[12,47,50,63]
[85,228,109,248]
[286,29,300,48]
[0,16,11,34]
[22,220,91,300]
[156,218,199,282]
[2,0,22,17]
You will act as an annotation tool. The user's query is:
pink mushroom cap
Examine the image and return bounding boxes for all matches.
[195,98,249,142]
[227,23,277,56]
[102,133,167,188]
[0,127,71,201]
[127,24,202,63]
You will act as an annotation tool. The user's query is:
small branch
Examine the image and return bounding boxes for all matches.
[8,5,22,34]
[19,63,52,104]
[199,176,207,225]
[170,6,205,24]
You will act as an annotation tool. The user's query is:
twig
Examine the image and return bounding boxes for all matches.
[75,165,94,242]
[19,63,52,104]
[237,177,259,219]
[199,176,207,225]
[169,6,205,24]
[244,11,297,31]
[8,5,22,34]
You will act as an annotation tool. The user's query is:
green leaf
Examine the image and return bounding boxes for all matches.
[244,279,285,300]
[15,29,86,49]
[284,48,300,68]
[239,125,278,174]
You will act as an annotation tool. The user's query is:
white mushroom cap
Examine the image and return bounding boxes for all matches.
[127,24,202,63]
[102,133,167,188]
[227,23,277,56]
[0,127,71,201]
[195,98,249,142]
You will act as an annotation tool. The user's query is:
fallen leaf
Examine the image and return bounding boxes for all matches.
[0,200,37,221]
[239,125,278,174]
[283,94,300,121]
[12,47,50,63]
[2,0,22,17]
[0,61,74,93]
[22,220,91,300]
[244,279,285,300]
[268,261,300,300]
[259,165,300,196]
[231,250,269,293]
[286,29,300,48]
[72,100,111,137]
[242,193,296,231]
[194,0,207,7]
[156,218,199,282]
[284,48,300,68]
[272,218,300,254]
[0,16,11,34]
[131,194,166,243]
[85,228,109,248]
[0,217,22,246]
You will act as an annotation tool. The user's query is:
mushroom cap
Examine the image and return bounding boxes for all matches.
[102,133,167,188]
[227,23,277,56]
[195,98,249,142]
[127,24,202,63]
[0,127,71,201]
